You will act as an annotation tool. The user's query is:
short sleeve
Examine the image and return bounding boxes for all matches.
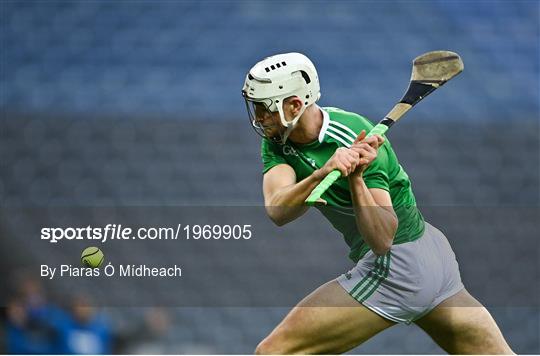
[362,143,390,191]
[261,139,287,174]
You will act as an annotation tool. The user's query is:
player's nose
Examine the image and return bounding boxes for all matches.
[255,113,270,124]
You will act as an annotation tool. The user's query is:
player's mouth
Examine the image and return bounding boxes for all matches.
[259,122,277,131]
[264,125,281,135]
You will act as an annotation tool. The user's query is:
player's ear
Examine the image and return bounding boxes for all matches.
[286,96,303,116]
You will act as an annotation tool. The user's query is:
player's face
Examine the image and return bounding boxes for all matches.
[252,102,283,138]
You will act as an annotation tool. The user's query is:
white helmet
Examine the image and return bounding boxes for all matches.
[242,52,321,144]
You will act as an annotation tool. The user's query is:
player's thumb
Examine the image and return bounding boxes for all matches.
[354,130,366,144]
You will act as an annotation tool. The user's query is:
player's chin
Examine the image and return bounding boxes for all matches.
[264,128,279,139]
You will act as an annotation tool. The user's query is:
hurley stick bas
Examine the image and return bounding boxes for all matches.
[305,50,464,206]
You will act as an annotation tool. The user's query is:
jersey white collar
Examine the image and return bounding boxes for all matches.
[318,106,330,143]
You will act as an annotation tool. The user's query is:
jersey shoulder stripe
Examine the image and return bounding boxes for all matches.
[321,107,374,147]
[327,125,354,146]
[326,130,352,147]
[329,120,358,140]
[323,107,375,129]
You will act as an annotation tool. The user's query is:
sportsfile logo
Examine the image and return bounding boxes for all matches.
[41,224,253,243]
[41,224,181,243]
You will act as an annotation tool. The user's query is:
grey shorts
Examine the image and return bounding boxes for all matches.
[337,222,464,324]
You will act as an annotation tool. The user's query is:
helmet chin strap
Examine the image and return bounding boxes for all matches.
[277,101,307,145]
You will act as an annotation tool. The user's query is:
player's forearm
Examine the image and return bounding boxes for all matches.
[265,169,327,226]
[348,175,398,255]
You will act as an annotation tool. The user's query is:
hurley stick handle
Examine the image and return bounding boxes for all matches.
[305,122,390,206]
[304,51,463,206]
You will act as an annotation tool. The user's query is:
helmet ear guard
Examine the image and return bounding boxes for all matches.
[275,96,307,144]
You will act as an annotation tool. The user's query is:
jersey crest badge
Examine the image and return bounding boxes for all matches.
[283,145,299,157]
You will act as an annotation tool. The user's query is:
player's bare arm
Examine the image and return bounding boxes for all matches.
[263,147,360,226]
[348,130,398,255]
[263,164,315,226]
[349,180,397,255]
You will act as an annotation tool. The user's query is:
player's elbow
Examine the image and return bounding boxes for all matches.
[372,226,397,256]
[265,207,288,226]
[367,219,397,256]
[265,205,303,227]
[372,240,392,256]
[269,215,288,227]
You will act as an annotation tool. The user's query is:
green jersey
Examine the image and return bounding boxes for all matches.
[261,107,425,262]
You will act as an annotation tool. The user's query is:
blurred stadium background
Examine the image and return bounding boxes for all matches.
[1,0,538,354]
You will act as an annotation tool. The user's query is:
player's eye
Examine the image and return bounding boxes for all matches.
[253,104,271,118]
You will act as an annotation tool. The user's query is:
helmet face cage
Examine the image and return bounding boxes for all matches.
[242,92,282,143]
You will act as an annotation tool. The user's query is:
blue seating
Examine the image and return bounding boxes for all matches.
[1,1,537,120]
[1,1,538,354]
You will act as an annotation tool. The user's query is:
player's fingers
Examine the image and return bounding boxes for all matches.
[357,148,377,164]
[354,130,366,144]
[359,157,370,165]
[362,136,381,150]
[347,149,360,162]
[335,162,346,176]
[337,160,351,177]
[366,144,376,155]
[349,144,361,154]
[372,135,384,149]
[353,142,376,154]
[347,154,359,172]
[360,152,377,165]
[345,163,353,176]
[355,147,371,157]
[332,149,348,170]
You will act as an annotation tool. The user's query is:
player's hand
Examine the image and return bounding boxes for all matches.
[350,130,384,175]
[316,147,360,178]
[354,130,385,149]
